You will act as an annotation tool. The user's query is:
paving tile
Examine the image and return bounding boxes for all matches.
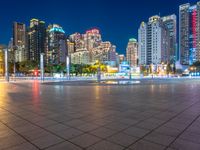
[135,121,161,130]
[46,124,70,133]
[166,148,176,150]
[31,134,64,149]
[107,132,138,147]
[123,126,150,138]
[2,78,200,149]
[171,139,200,150]
[69,133,101,148]
[55,127,84,140]
[89,127,117,138]
[45,141,82,150]
[63,119,87,127]
[12,124,40,133]
[0,129,17,138]
[144,132,175,146]
[104,122,130,131]
[0,135,26,149]
[129,140,166,150]
[117,118,140,125]
[75,123,100,132]
[186,125,200,135]
[86,140,124,150]
[92,118,113,126]
[34,119,58,128]
[180,131,200,144]
[20,128,51,140]
[155,126,182,137]
[7,142,38,150]
[163,122,187,131]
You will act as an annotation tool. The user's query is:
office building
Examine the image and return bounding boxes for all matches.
[138,16,170,65]
[46,24,66,64]
[126,38,138,67]
[84,29,102,62]
[161,15,177,62]
[13,22,27,62]
[71,49,90,64]
[28,19,46,62]
[179,2,200,65]
[138,22,147,65]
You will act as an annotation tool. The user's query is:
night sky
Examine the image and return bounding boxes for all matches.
[0,0,198,54]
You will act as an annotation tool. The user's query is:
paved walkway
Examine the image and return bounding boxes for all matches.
[0,79,200,150]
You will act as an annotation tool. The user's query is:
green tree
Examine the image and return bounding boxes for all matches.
[19,60,38,74]
[166,63,172,75]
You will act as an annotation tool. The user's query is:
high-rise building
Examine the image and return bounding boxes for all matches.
[118,54,125,64]
[108,45,117,62]
[161,15,177,63]
[138,22,147,65]
[13,22,27,62]
[179,2,200,65]
[46,24,66,64]
[84,29,102,62]
[28,19,46,62]
[71,49,90,64]
[69,32,85,50]
[69,29,118,65]
[126,38,138,67]
[138,16,170,65]
[8,38,15,62]
[66,40,75,56]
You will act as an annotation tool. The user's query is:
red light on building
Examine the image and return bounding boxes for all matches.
[192,9,197,48]
[34,70,38,76]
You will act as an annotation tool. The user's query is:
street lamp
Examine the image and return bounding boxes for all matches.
[40,53,44,82]
[4,48,9,82]
[129,49,132,80]
[96,60,101,82]
[66,56,70,80]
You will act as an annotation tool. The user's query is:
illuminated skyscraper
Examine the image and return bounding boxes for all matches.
[71,50,90,64]
[13,22,27,62]
[126,38,138,67]
[118,54,125,64]
[138,22,147,65]
[66,40,75,56]
[179,2,200,65]
[46,24,66,64]
[69,29,118,65]
[138,16,170,65]
[161,15,177,62]
[84,29,102,62]
[28,19,46,62]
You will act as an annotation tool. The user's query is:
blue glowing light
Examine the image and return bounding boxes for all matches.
[49,27,65,33]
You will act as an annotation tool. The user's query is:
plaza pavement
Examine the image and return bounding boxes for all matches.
[0,79,200,150]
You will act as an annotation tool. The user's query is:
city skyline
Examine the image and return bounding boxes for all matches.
[0,0,196,54]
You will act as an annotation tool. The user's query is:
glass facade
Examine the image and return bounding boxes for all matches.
[188,6,197,65]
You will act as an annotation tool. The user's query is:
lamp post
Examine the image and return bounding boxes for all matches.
[129,49,132,80]
[40,53,44,82]
[96,60,101,82]
[13,47,16,80]
[4,48,9,82]
[66,56,70,80]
